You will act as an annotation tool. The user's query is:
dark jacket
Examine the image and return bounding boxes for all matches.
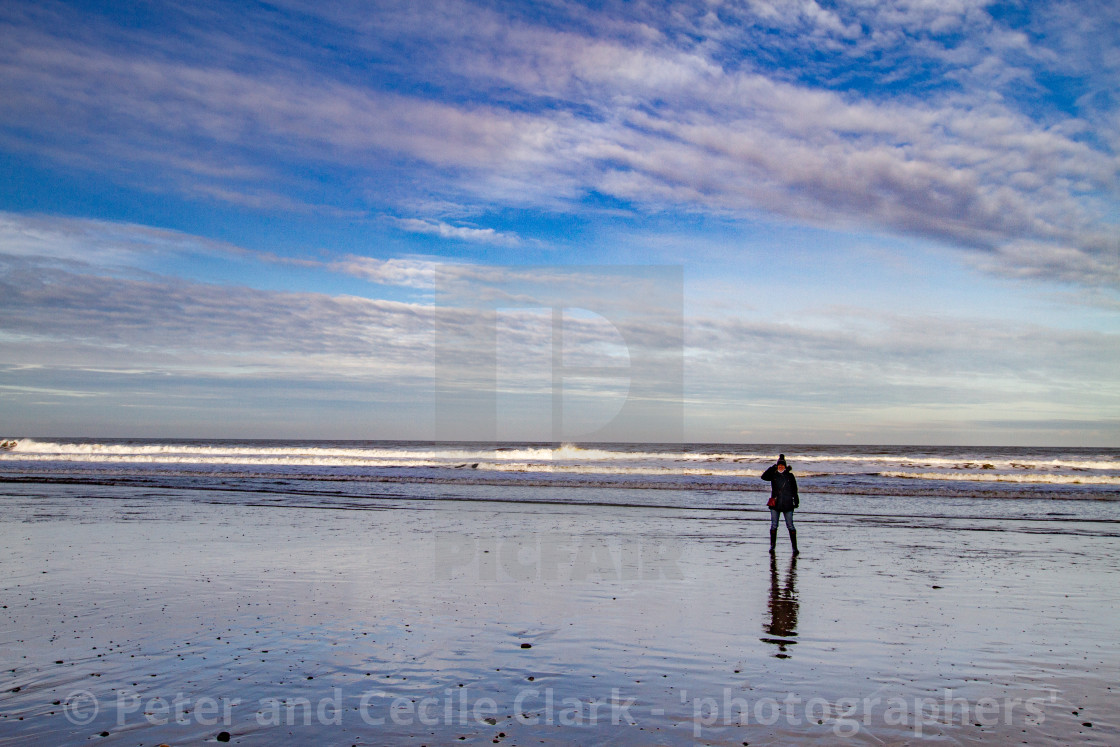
[761,465,799,512]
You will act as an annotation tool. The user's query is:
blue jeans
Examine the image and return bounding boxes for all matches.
[770,509,795,532]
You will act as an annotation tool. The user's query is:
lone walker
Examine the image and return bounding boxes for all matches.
[761,453,799,555]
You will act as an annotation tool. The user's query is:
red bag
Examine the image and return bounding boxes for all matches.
[767,495,776,508]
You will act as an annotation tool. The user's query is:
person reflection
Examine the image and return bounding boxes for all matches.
[760,554,798,658]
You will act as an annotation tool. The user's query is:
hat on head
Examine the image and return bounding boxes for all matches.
[777,453,787,466]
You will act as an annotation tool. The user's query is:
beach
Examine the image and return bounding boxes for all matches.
[1,452,1118,745]
[5,0,1119,744]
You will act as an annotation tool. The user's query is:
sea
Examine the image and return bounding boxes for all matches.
[2,438,1118,528]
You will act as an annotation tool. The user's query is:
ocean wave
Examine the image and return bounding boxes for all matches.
[879,471,1120,486]
[0,451,810,478]
[2,438,1118,499]
[2,439,705,463]
[3,438,1116,472]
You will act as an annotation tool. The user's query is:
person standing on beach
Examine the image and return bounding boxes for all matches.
[761,454,799,555]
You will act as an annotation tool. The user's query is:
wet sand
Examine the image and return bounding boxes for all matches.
[1,482,1117,745]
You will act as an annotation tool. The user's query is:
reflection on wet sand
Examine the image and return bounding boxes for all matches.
[761,554,798,658]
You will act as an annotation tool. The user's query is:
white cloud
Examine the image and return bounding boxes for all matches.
[0,254,436,377]
[1,215,1116,440]
[0,0,1116,288]
[965,240,1120,287]
[0,211,248,267]
[390,218,524,247]
[326,255,437,287]
[0,211,453,290]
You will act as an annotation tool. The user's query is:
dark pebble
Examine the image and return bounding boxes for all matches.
[520,643,531,648]
[217,731,231,742]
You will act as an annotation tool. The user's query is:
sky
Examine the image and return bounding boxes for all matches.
[0,0,1117,445]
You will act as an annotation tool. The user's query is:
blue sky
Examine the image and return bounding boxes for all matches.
[0,0,1117,445]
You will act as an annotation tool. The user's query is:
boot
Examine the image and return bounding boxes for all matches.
[789,529,799,555]
[769,528,777,554]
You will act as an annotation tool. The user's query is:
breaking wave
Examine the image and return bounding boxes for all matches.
[2,438,1118,497]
